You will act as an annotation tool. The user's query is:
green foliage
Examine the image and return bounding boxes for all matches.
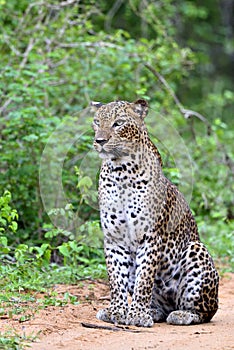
[0,289,78,349]
[0,0,196,246]
[0,330,38,350]
[0,0,195,240]
[188,119,233,269]
[0,191,18,235]
[0,192,105,293]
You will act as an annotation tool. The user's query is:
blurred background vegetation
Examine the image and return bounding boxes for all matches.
[0,0,233,289]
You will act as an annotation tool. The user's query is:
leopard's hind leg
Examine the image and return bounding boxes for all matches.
[167,241,219,325]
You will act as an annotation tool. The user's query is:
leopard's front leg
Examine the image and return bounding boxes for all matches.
[126,242,158,327]
[96,243,130,325]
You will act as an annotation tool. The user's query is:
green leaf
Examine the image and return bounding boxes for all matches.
[0,236,8,247]
[77,176,93,190]
[9,221,18,233]
[58,244,70,257]
[22,134,39,142]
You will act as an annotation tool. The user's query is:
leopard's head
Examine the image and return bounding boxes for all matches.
[91,99,148,160]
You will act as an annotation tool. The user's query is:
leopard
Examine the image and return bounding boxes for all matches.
[91,99,219,327]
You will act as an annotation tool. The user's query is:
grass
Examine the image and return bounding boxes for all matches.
[0,331,39,350]
[0,251,106,349]
[0,275,96,350]
[198,219,234,272]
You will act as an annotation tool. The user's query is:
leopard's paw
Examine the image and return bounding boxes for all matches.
[96,306,128,325]
[126,307,154,327]
[166,310,200,325]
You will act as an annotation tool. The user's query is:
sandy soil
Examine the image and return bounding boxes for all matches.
[1,274,233,350]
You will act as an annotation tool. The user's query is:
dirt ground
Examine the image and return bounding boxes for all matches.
[2,274,233,350]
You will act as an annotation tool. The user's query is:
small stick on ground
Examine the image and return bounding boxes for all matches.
[81,322,152,333]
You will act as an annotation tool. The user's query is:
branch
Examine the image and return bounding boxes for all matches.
[19,38,36,69]
[81,322,152,333]
[144,62,234,174]
[0,98,13,115]
[1,33,22,57]
[59,41,123,49]
[105,0,125,32]
[144,63,209,125]
[48,0,81,9]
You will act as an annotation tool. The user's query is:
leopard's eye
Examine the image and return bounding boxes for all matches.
[93,119,100,127]
[112,119,125,128]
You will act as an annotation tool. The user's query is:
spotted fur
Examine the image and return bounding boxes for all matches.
[91,99,219,327]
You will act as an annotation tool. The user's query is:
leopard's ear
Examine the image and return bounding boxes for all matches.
[90,101,104,112]
[132,99,148,119]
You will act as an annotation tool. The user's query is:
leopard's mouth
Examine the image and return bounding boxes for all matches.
[94,143,129,159]
[102,149,129,159]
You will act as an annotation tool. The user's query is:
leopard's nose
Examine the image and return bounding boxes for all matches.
[95,138,108,146]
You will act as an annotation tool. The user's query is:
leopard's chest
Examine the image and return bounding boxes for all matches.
[98,161,158,248]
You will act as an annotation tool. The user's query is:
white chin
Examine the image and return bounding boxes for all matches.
[99,152,112,159]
